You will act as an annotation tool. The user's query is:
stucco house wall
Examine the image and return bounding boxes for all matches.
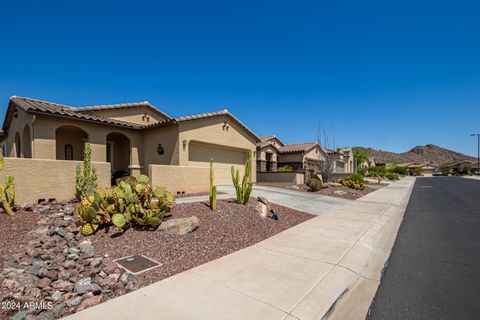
[85,106,169,125]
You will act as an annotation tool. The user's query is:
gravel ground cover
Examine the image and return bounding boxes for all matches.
[90,198,313,286]
[0,198,312,319]
[258,182,382,200]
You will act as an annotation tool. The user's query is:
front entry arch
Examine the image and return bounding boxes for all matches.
[106,132,131,184]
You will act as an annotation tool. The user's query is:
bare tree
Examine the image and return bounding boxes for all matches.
[316,125,336,182]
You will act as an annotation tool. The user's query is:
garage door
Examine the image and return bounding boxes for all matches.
[189,142,247,184]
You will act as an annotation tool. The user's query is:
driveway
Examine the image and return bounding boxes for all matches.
[368,177,480,320]
[216,185,352,215]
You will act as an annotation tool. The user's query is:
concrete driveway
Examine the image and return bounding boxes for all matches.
[216,185,352,215]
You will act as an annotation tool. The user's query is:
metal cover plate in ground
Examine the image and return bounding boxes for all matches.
[115,255,160,274]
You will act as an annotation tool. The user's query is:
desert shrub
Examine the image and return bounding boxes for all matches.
[461,164,472,176]
[278,164,293,171]
[366,165,387,177]
[386,172,400,181]
[391,166,407,175]
[307,179,323,192]
[340,172,366,190]
[0,152,15,216]
[75,174,175,236]
[340,179,365,190]
[75,143,98,200]
[349,172,365,184]
[412,167,423,176]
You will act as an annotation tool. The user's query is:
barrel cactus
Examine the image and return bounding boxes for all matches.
[0,152,15,216]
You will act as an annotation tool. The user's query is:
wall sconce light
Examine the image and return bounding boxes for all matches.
[182,140,187,151]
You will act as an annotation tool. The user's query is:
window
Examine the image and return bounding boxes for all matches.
[106,143,112,163]
[65,144,73,160]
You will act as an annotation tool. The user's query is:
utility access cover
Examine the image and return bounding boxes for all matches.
[115,255,161,274]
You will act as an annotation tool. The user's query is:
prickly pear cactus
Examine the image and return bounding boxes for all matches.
[0,152,15,216]
[75,173,175,235]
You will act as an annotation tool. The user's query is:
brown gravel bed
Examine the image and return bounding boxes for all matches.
[0,211,39,267]
[90,198,313,286]
[257,182,382,200]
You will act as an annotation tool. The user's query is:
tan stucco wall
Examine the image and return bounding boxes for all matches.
[258,145,278,161]
[3,108,34,158]
[87,106,169,125]
[0,158,111,204]
[31,115,143,174]
[178,116,257,182]
[142,125,180,166]
[279,152,304,163]
[257,172,304,184]
[149,164,236,194]
[303,146,323,161]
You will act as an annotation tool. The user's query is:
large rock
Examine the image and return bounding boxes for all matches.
[255,202,269,219]
[76,296,103,312]
[333,190,347,196]
[157,216,199,235]
[257,196,271,210]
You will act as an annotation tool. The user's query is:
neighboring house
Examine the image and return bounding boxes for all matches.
[0,96,259,194]
[328,148,355,174]
[443,160,476,175]
[256,135,326,173]
[359,158,376,170]
[399,162,438,176]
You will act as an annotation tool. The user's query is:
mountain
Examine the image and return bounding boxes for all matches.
[356,144,476,166]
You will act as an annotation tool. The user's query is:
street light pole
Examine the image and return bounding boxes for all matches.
[472,133,480,176]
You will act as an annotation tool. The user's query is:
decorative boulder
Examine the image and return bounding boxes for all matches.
[157,216,199,235]
[255,202,269,219]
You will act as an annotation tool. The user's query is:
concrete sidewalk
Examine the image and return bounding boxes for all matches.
[64,178,415,320]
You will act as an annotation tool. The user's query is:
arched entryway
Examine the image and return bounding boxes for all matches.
[106,132,131,183]
[14,132,21,158]
[22,125,32,158]
[55,126,88,160]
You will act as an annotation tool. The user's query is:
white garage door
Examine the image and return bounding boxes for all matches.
[189,142,247,184]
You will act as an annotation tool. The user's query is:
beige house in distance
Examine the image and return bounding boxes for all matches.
[0,96,259,201]
[256,135,326,173]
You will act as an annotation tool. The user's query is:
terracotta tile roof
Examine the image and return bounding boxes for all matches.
[73,101,171,120]
[279,142,319,153]
[173,109,260,142]
[258,135,286,146]
[8,96,142,129]
[3,97,260,143]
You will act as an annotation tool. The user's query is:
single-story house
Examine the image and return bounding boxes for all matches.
[442,160,477,175]
[0,96,259,200]
[397,162,438,176]
[256,135,326,173]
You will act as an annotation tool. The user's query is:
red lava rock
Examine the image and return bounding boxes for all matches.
[37,277,52,289]
[76,295,103,312]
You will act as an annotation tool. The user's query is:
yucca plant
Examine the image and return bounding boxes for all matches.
[209,159,217,211]
[231,150,253,205]
[0,152,15,216]
[75,143,98,200]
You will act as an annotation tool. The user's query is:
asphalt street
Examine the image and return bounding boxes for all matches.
[368,177,480,320]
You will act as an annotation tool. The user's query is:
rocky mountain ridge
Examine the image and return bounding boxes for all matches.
[357,144,476,166]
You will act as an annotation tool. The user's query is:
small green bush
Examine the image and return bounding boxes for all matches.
[339,172,366,190]
[391,166,407,175]
[278,164,293,172]
[0,152,15,216]
[386,172,400,181]
[366,166,387,177]
[307,179,323,192]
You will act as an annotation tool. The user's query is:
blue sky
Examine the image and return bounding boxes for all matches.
[1,1,479,156]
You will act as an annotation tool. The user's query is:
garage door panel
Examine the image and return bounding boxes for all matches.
[189,143,246,167]
[189,143,247,185]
